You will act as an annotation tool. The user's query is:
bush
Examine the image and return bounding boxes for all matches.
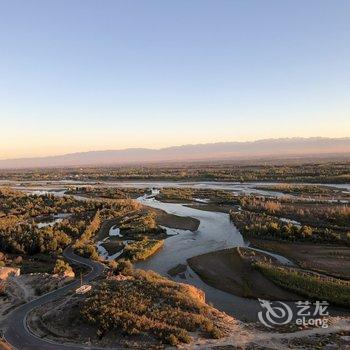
[53,259,73,275]
[123,238,164,261]
[109,259,133,275]
[254,261,350,308]
[230,209,348,245]
[80,269,222,345]
[75,244,99,260]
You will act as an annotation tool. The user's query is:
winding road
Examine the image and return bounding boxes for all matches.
[2,185,349,348]
[2,247,105,350]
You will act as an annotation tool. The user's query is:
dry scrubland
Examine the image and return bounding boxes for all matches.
[0,272,73,323]
[230,193,350,282]
[1,186,233,348]
[25,263,350,349]
[237,195,350,230]
[1,161,349,183]
[255,183,350,200]
[2,166,350,349]
[66,186,146,199]
[156,187,235,203]
[28,263,233,348]
[0,186,199,269]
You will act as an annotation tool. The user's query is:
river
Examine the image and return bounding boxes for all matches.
[9,180,350,320]
[4,179,350,197]
[134,191,297,320]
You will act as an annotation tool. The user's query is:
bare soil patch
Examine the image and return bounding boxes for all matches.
[154,209,200,231]
[0,339,12,350]
[185,204,234,213]
[188,247,300,300]
[0,273,72,322]
[249,238,350,280]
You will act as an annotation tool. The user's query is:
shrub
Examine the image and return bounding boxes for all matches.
[80,269,222,345]
[53,259,73,275]
[254,261,350,308]
[123,238,164,261]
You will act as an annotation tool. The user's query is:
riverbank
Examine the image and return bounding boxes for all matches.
[154,208,200,231]
[248,238,350,280]
[6,181,350,323]
[187,247,300,300]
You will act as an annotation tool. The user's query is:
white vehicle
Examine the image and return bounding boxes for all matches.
[75,284,92,294]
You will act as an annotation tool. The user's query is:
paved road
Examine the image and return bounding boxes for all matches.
[2,247,106,350]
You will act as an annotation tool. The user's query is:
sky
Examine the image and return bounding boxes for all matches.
[0,0,349,159]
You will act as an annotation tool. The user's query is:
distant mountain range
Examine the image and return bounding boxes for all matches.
[1,137,349,169]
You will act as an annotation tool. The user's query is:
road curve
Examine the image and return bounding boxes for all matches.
[2,247,106,350]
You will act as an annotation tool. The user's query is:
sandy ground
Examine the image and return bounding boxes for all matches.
[187,247,300,300]
[154,209,200,231]
[0,339,12,350]
[0,276,36,322]
[249,238,350,280]
[27,287,350,350]
[181,317,350,349]
[0,273,73,323]
[27,283,235,349]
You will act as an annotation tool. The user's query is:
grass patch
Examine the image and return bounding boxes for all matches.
[254,261,350,308]
[123,238,164,261]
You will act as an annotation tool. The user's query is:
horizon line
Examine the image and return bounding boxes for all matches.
[1,136,349,162]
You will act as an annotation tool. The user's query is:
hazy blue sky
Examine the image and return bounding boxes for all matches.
[0,0,349,158]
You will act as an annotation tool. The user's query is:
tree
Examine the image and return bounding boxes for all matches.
[53,259,73,275]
